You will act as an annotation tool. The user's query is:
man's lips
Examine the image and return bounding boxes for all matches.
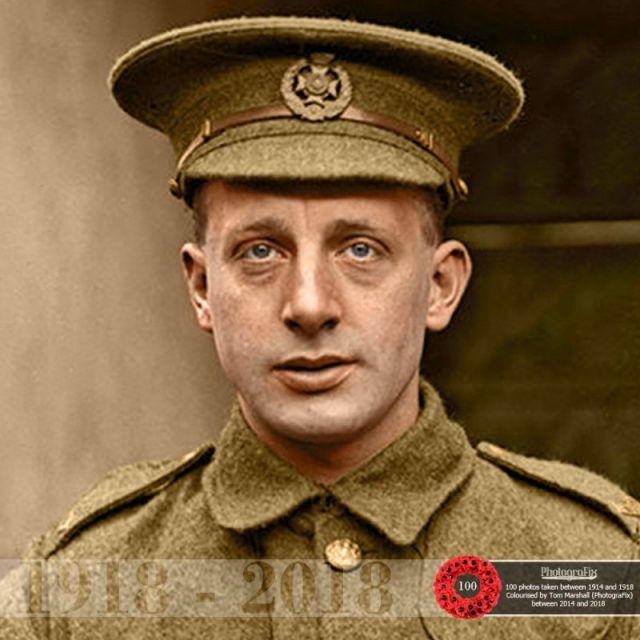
[272,355,356,393]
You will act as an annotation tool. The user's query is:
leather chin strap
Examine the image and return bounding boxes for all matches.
[169,104,468,202]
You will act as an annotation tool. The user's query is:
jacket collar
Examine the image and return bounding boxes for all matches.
[204,379,476,546]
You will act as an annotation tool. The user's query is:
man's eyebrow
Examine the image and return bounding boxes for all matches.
[325,218,386,237]
[229,217,292,237]
[225,216,388,243]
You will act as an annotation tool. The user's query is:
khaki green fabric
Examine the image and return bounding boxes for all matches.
[1,381,638,638]
[108,16,524,205]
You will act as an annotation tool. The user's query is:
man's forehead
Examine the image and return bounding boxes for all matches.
[192,181,446,250]
[190,180,444,249]
[197,179,430,203]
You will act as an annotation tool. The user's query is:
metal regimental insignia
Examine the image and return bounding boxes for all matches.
[281,53,352,122]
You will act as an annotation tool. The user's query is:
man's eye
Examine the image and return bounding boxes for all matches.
[346,242,377,260]
[242,243,277,260]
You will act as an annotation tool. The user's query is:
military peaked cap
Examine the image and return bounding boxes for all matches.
[109,16,524,207]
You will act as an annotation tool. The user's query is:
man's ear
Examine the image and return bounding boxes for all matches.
[180,243,213,333]
[426,240,472,332]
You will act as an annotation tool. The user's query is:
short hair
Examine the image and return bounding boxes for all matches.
[189,181,446,246]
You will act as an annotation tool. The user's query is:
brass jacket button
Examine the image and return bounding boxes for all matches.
[56,511,76,534]
[618,495,640,518]
[324,538,362,572]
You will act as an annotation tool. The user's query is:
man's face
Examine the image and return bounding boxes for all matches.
[182,181,467,447]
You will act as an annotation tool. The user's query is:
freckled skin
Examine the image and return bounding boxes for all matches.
[182,181,471,482]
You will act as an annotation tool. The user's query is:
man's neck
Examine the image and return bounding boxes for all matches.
[239,376,421,485]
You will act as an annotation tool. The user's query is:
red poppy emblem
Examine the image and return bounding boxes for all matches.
[433,555,501,619]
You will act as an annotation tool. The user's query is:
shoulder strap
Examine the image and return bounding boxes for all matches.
[41,442,215,557]
[477,441,640,542]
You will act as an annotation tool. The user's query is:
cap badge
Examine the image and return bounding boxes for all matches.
[281,53,352,122]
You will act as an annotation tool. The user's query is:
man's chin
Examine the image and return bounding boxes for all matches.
[260,398,376,446]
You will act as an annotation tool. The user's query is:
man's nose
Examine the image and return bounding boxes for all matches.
[281,257,341,335]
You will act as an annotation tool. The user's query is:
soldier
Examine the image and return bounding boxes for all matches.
[1,15,638,639]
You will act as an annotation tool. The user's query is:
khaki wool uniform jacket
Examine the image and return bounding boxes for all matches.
[1,381,639,639]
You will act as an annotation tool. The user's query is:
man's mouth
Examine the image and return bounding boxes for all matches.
[272,355,356,393]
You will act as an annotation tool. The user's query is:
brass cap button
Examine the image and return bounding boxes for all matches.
[168,177,182,199]
[485,443,505,456]
[179,449,200,466]
[324,538,362,572]
[456,177,470,199]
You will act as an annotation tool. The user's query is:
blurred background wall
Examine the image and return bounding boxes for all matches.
[0,0,638,559]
